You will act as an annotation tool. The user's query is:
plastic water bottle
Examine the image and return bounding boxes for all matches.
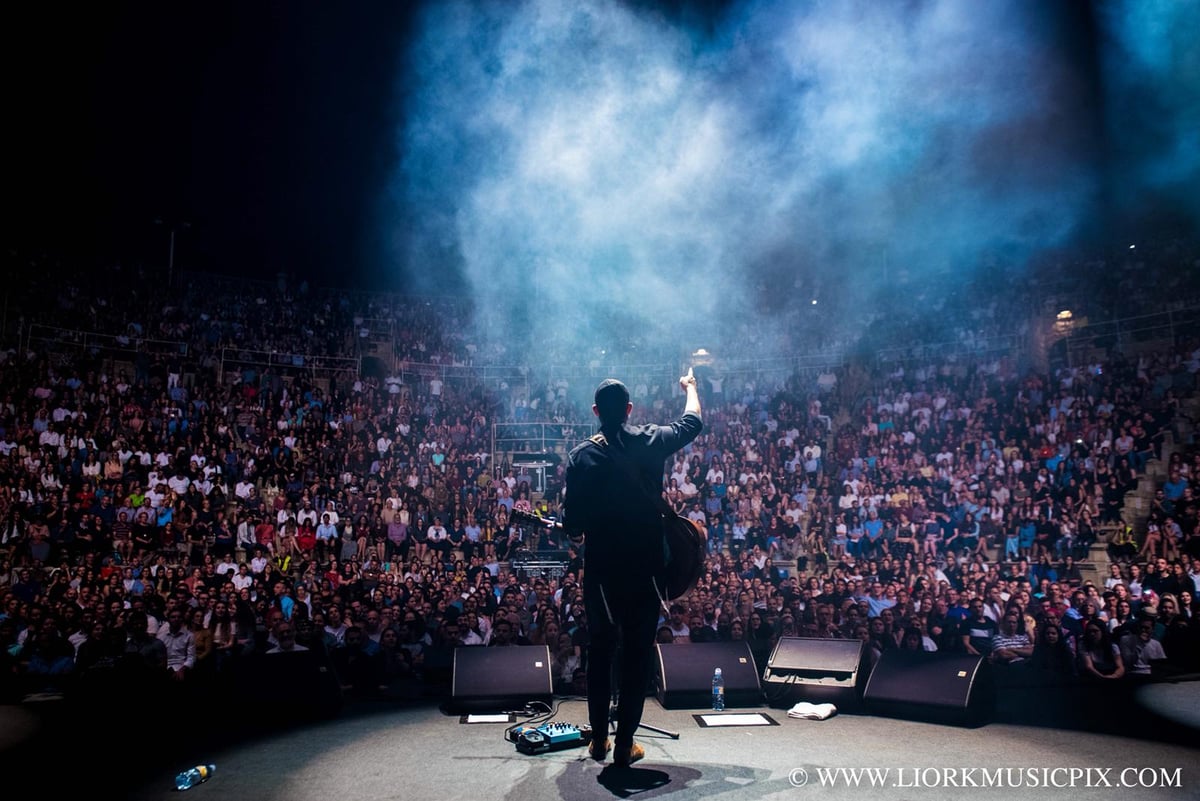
[175,764,216,791]
[712,667,725,711]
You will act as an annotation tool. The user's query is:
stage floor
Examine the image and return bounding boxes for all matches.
[4,679,1198,801]
[102,689,1195,801]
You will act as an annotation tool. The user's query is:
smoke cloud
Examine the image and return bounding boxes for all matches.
[379,0,1194,370]
[1095,0,1200,233]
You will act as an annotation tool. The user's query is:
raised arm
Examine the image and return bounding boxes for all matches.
[680,367,701,419]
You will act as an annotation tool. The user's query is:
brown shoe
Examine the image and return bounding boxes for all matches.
[613,742,645,767]
[588,737,610,762]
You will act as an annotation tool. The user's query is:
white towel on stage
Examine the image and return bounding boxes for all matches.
[787,702,837,720]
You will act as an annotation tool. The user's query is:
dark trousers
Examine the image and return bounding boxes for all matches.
[585,577,661,747]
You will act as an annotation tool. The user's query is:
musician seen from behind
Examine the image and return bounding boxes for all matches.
[563,369,702,767]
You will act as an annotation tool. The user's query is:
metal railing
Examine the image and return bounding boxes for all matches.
[218,347,360,384]
[1032,305,1200,370]
[874,333,1025,367]
[1059,307,1200,359]
[24,324,188,359]
[493,422,585,458]
[391,349,850,391]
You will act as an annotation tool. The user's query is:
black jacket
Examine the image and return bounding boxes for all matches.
[563,412,702,586]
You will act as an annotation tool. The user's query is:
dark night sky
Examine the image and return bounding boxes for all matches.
[9,1,420,287]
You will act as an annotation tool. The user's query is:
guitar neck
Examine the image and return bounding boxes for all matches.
[510,509,563,530]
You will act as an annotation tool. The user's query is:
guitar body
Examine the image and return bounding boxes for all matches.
[662,513,706,601]
[510,508,705,600]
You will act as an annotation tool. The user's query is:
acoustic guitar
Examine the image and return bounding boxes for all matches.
[510,508,705,601]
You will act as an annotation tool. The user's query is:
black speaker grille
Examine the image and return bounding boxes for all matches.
[863,650,994,726]
[655,641,763,709]
[450,645,554,711]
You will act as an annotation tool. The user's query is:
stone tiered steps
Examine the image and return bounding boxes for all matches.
[1098,405,1197,583]
[111,359,134,379]
[365,336,393,365]
[1121,457,1164,533]
[1173,396,1200,448]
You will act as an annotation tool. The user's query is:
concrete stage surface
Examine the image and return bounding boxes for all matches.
[4,678,1193,801]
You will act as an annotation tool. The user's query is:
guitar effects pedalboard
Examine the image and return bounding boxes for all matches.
[513,722,594,755]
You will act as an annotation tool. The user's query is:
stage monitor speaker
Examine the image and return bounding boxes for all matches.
[449,645,554,713]
[655,641,763,709]
[862,650,995,727]
[761,637,868,711]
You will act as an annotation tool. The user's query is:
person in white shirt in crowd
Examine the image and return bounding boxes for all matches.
[157,607,196,682]
[427,517,450,561]
[167,469,190,496]
[297,499,319,528]
[231,564,254,592]
[235,478,256,501]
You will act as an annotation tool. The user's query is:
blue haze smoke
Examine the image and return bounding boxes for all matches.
[1095,0,1200,232]
[379,0,1191,363]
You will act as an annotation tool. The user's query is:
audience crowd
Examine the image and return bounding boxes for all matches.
[2,250,1200,715]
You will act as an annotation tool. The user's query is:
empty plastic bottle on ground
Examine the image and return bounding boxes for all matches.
[175,764,216,791]
[712,668,725,711]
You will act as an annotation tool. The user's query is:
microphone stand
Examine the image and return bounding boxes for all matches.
[608,643,680,741]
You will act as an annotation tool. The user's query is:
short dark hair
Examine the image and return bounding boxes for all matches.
[594,379,630,425]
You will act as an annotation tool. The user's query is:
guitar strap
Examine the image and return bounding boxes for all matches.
[590,432,674,518]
